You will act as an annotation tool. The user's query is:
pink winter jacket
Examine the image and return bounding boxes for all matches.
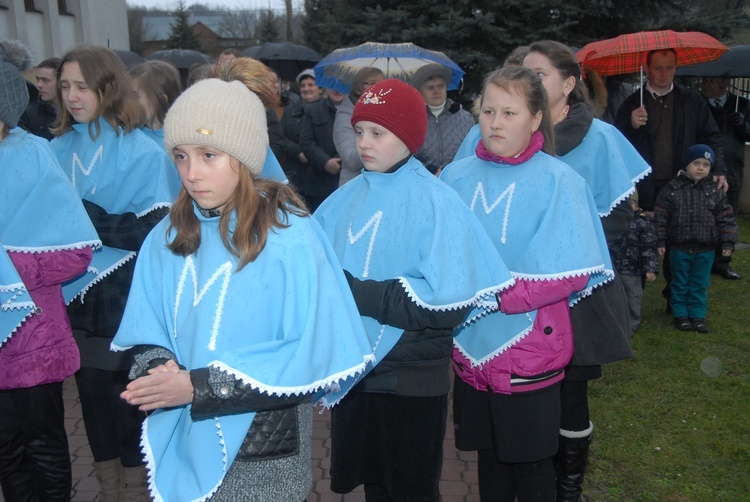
[452,275,588,395]
[1,248,92,390]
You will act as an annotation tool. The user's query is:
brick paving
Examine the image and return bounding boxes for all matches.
[2,376,479,501]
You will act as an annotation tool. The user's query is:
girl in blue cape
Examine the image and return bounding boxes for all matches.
[0,61,97,501]
[522,40,651,501]
[49,45,182,500]
[314,78,514,502]
[440,66,613,501]
[113,77,372,502]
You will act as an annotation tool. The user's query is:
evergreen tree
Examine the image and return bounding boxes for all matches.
[165,0,202,50]
[302,0,749,97]
[257,9,281,43]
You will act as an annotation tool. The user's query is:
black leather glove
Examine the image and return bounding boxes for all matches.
[727,112,744,126]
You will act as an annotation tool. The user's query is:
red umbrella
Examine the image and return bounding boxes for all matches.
[577,30,728,76]
[577,30,728,106]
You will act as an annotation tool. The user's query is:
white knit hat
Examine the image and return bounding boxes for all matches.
[164,78,268,177]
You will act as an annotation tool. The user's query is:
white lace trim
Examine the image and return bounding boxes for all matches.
[3,240,102,253]
[76,251,136,303]
[396,276,514,312]
[453,317,534,367]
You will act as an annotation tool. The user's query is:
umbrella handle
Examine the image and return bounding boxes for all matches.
[640,65,643,107]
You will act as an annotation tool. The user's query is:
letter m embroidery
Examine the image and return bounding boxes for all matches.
[71,146,103,194]
[470,182,515,244]
[174,256,233,351]
[348,211,382,278]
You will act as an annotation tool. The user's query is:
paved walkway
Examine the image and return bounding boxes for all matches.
[44,377,480,501]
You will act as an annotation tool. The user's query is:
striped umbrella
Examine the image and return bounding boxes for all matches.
[577,30,728,77]
[314,42,464,94]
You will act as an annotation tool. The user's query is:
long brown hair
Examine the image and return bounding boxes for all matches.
[167,161,308,270]
[527,40,592,110]
[51,45,144,139]
[481,65,556,155]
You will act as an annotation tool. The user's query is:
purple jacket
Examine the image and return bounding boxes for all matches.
[453,275,588,395]
[1,248,92,390]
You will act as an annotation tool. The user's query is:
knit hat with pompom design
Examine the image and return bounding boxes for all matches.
[350,78,427,154]
[164,78,268,177]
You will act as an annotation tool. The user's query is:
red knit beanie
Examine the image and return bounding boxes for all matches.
[350,78,427,153]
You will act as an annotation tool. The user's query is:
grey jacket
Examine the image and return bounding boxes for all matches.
[415,99,475,173]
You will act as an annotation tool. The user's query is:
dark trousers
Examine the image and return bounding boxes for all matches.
[0,381,72,502]
[75,367,146,467]
[477,449,555,502]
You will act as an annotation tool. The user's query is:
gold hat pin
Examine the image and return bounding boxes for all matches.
[196,128,213,135]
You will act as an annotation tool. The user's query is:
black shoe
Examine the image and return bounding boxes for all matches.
[674,317,693,331]
[691,319,709,333]
[723,268,741,280]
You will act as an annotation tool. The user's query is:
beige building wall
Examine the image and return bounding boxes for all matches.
[0,0,129,64]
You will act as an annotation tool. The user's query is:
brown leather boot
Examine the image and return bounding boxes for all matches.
[93,458,121,502]
[120,464,151,501]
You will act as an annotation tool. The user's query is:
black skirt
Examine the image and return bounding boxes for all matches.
[330,390,448,499]
[453,376,560,463]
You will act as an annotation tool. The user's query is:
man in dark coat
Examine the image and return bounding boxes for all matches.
[299,88,345,211]
[700,76,749,280]
[614,49,727,211]
[19,58,60,140]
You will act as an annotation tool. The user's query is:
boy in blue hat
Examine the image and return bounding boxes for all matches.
[653,144,738,333]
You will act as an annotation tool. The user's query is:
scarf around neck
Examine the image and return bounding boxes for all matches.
[315,156,515,397]
[112,205,373,502]
[476,130,545,165]
[441,149,614,365]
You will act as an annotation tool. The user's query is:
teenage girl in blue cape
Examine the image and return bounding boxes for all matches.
[315,78,514,502]
[113,78,372,502]
[441,65,613,501]
[49,44,181,499]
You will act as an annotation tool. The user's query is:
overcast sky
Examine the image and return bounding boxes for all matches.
[127,0,297,11]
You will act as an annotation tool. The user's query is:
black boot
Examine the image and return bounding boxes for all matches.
[554,422,593,502]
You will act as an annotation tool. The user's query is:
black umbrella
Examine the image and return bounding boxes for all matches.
[114,49,146,69]
[146,49,213,70]
[676,45,750,77]
[250,42,322,82]
[240,45,261,59]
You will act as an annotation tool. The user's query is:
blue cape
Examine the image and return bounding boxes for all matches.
[112,206,372,501]
[558,119,650,216]
[441,151,614,365]
[315,157,515,397]
[0,245,35,346]
[0,128,131,304]
[51,119,182,285]
[51,118,181,216]
[453,121,651,216]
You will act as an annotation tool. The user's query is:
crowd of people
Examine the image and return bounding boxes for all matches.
[0,33,744,502]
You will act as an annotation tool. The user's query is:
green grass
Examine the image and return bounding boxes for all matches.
[584,215,750,502]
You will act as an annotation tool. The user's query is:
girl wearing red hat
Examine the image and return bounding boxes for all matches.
[315,78,514,501]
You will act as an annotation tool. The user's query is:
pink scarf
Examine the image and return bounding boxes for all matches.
[475,130,545,165]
